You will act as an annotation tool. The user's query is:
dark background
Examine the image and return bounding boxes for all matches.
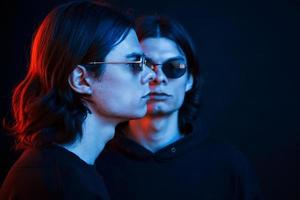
[1,0,299,199]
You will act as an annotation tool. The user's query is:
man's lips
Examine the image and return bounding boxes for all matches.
[149,92,171,100]
[149,92,170,96]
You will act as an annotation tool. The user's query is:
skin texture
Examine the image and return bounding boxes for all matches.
[141,37,193,115]
[88,30,155,121]
[126,37,193,152]
[64,29,155,164]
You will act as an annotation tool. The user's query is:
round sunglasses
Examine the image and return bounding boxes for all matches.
[145,60,188,79]
[86,56,187,79]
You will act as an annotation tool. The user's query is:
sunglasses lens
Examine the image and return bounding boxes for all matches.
[162,62,187,78]
[132,57,144,71]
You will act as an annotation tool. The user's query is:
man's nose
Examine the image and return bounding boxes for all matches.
[141,63,156,84]
[149,64,168,85]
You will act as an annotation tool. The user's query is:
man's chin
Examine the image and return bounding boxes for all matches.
[146,106,170,116]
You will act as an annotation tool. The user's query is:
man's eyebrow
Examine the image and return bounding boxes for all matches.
[126,52,144,59]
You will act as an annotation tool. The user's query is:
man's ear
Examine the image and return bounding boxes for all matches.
[68,65,93,95]
[185,74,194,92]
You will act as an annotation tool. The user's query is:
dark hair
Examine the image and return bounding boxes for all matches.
[136,15,202,134]
[9,1,134,149]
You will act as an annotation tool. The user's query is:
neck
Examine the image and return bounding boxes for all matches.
[126,111,183,153]
[61,113,116,165]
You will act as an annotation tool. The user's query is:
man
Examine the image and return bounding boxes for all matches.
[0,2,155,199]
[96,15,262,200]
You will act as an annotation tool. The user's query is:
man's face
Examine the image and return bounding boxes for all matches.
[89,29,154,121]
[140,37,193,116]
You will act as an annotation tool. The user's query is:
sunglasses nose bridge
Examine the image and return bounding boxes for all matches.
[150,63,163,72]
[150,64,169,84]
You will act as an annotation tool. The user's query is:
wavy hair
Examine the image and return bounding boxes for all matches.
[8,1,134,149]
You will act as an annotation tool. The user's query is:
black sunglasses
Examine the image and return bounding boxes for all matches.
[145,59,188,79]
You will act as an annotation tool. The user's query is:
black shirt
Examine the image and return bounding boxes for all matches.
[96,129,262,200]
[0,145,110,200]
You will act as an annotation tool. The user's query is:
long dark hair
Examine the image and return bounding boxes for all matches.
[8,1,134,149]
[136,15,202,134]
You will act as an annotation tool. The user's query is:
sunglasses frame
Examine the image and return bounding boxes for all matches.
[146,61,188,79]
[87,56,148,71]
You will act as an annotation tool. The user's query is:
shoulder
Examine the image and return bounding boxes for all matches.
[199,137,262,194]
[197,137,253,169]
[13,147,57,167]
[190,136,263,199]
[0,148,61,199]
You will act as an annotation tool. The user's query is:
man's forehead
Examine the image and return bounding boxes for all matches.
[110,29,143,57]
[141,37,185,62]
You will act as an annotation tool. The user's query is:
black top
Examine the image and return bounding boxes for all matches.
[0,145,110,200]
[96,128,263,200]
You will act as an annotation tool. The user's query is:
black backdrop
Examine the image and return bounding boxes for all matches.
[1,0,299,200]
